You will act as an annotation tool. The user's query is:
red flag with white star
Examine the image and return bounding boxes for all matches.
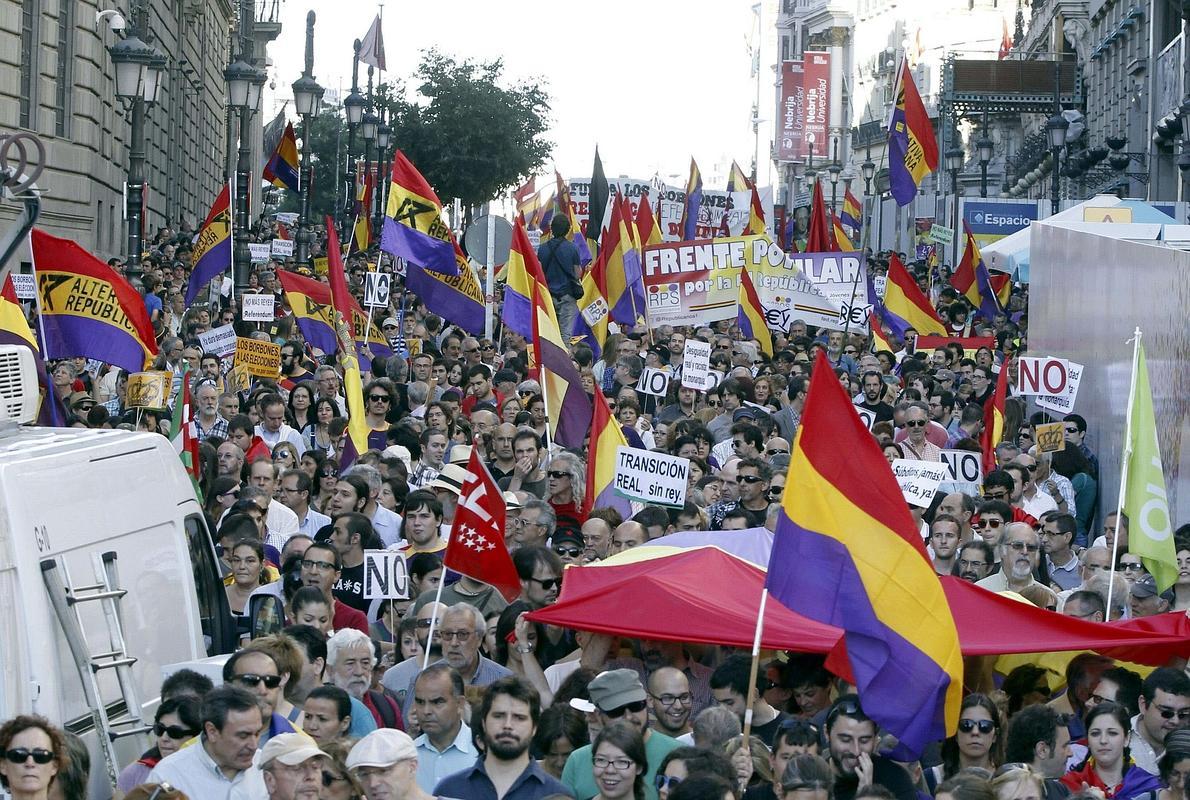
[443,447,521,602]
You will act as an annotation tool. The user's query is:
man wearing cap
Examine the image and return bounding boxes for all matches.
[434,675,572,800]
[561,669,682,800]
[1130,574,1173,618]
[550,529,584,567]
[259,732,328,800]
[148,684,269,799]
[348,729,436,800]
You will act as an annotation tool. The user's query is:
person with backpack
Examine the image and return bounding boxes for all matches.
[536,215,584,342]
[327,629,404,730]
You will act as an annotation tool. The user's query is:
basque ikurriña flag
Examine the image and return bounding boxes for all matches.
[888,59,939,206]
[379,150,459,275]
[31,228,158,373]
[766,351,962,758]
[185,183,232,305]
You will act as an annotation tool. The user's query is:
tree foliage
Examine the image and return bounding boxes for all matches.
[379,49,552,217]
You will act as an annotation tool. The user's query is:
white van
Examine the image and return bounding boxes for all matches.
[0,346,237,797]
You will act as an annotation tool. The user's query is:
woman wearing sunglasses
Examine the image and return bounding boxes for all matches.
[0,714,67,800]
[1061,701,1161,800]
[116,697,201,793]
[929,694,1004,789]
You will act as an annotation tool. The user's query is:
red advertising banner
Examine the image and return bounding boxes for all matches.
[777,60,805,161]
[803,51,831,161]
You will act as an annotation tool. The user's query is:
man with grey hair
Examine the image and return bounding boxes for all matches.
[316,364,347,415]
[343,463,402,547]
[976,522,1041,594]
[400,603,512,719]
[511,498,556,550]
[1027,445,1076,513]
[691,705,741,750]
[328,628,404,730]
[407,381,431,418]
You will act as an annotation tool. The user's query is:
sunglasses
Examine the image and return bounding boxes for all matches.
[1022,463,1038,472]
[656,775,683,791]
[958,718,996,734]
[1064,426,1080,434]
[767,487,784,498]
[707,399,722,407]
[1157,706,1190,720]
[547,471,570,479]
[155,723,198,739]
[234,673,282,689]
[368,395,391,403]
[739,475,765,484]
[766,449,789,456]
[553,546,582,558]
[1121,563,1145,572]
[984,491,1009,500]
[527,576,561,590]
[973,519,1003,529]
[903,419,927,428]
[604,699,648,718]
[3,748,54,765]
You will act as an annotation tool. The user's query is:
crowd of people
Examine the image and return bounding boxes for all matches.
[5,214,1190,800]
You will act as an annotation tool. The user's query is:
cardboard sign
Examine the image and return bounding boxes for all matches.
[1017,356,1071,396]
[363,550,410,599]
[940,449,983,484]
[636,367,670,397]
[10,273,35,300]
[226,364,251,393]
[271,238,295,257]
[681,339,712,390]
[127,371,172,408]
[891,459,949,508]
[234,337,282,379]
[711,438,734,469]
[613,447,689,507]
[197,324,238,357]
[242,294,276,322]
[1035,422,1067,453]
[1036,361,1084,415]
[364,272,392,307]
[313,256,329,276]
[928,224,954,246]
[580,296,609,328]
[248,243,272,263]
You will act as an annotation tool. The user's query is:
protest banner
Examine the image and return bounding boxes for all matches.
[197,324,237,357]
[681,339,712,390]
[891,459,949,508]
[940,449,983,484]
[1036,361,1083,414]
[364,271,392,307]
[226,364,251,393]
[126,371,171,409]
[914,335,995,357]
[234,337,281,379]
[248,242,272,263]
[636,367,670,397]
[10,273,35,300]
[271,238,295,257]
[274,211,299,225]
[642,235,840,330]
[1035,422,1067,453]
[929,224,954,246]
[241,293,276,322]
[363,550,410,599]
[793,250,869,327]
[614,447,689,507]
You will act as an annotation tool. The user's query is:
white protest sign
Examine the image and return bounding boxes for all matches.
[873,274,887,301]
[681,339,712,390]
[1017,356,1072,396]
[928,224,954,246]
[1036,360,1083,414]
[271,238,295,257]
[363,550,410,599]
[241,293,276,322]
[364,271,392,307]
[248,243,272,263]
[891,459,949,507]
[940,449,983,484]
[198,324,238,357]
[580,296,609,328]
[636,367,670,397]
[711,438,734,468]
[10,273,35,300]
[855,406,876,430]
[705,369,725,391]
[613,447,689,507]
[274,211,299,225]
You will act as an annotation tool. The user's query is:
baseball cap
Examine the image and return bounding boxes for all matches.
[550,529,583,550]
[1130,574,1170,600]
[346,729,417,770]
[381,317,400,329]
[588,669,647,712]
[259,732,328,769]
[733,407,761,423]
[935,369,955,382]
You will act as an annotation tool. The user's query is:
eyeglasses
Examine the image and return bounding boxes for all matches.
[323,772,349,788]
[547,470,570,479]
[481,344,496,351]
[594,755,635,771]
[438,630,474,642]
[1021,463,1038,472]
[463,348,480,354]
[1121,563,1146,572]
[707,398,722,407]
[903,419,927,428]
[604,699,648,718]
[778,718,820,735]
[416,618,435,628]
[368,395,391,404]
[739,475,764,484]
[554,546,582,558]
[958,559,988,570]
[656,775,683,791]
[155,723,198,739]
[233,673,282,689]
[1156,706,1190,720]
[766,449,789,456]
[958,718,996,734]
[984,490,1009,500]
[3,748,55,765]
[844,349,858,355]
[1007,541,1040,553]
[650,692,693,706]
[526,576,561,590]
[972,519,1003,529]
[301,559,336,572]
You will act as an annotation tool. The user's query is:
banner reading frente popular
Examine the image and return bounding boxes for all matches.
[642,235,842,331]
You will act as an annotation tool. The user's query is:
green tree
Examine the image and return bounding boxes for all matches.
[276,110,352,222]
[379,48,552,224]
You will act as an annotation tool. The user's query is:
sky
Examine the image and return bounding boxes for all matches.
[262,0,773,188]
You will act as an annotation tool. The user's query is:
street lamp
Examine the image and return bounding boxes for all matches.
[291,70,323,267]
[976,134,993,198]
[945,147,964,265]
[358,110,377,250]
[374,118,391,240]
[226,54,267,302]
[341,39,366,243]
[106,14,166,289]
[1046,111,1069,209]
[827,163,842,212]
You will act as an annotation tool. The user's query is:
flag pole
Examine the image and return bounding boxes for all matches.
[741,588,769,742]
[422,575,447,670]
[1106,326,1142,621]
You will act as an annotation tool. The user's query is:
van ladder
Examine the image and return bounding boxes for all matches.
[41,551,153,790]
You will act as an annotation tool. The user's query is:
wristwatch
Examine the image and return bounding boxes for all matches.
[515,643,535,654]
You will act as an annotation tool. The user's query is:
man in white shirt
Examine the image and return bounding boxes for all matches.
[279,469,330,538]
[1005,462,1058,520]
[148,685,268,800]
[255,393,306,455]
[249,459,300,548]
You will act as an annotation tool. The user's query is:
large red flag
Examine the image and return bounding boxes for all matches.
[444,447,521,602]
[806,181,838,253]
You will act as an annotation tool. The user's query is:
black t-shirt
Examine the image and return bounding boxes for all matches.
[856,400,896,423]
[751,711,794,748]
[333,563,368,612]
[833,757,916,800]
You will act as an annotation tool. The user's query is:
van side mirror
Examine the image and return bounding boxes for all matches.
[248,594,285,640]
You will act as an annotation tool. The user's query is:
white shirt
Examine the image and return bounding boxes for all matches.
[148,738,267,800]
[371,505,404,548]
[1020,488,1059,519]
[255,423,307,456]
[265,500,300,551]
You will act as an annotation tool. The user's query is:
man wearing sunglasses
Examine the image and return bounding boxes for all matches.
[562,669,683,800]
[223,649,295,743]
[976,522,1042,594]
[1130,669,1190,774]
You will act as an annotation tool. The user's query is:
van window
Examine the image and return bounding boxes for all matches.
[184,514,236,655]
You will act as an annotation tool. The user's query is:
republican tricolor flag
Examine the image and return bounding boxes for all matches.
[980,357,1011,474]
[585,389,632,518]
[737,265,772,357]
[380,150,459,275]
[887,59,939,206]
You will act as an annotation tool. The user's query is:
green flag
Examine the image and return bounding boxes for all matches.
[1121,340,1176,590]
